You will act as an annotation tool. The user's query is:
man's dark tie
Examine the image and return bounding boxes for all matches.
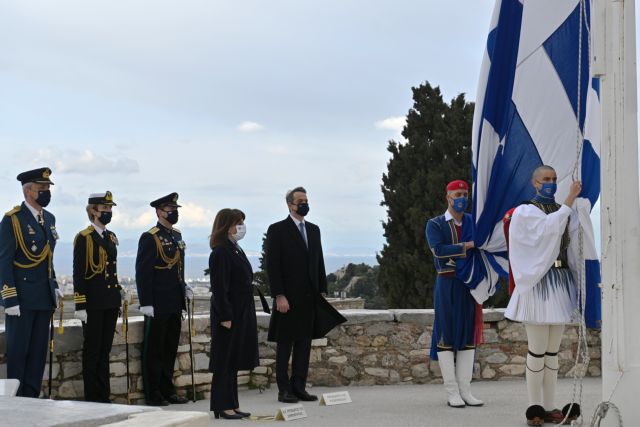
[102,230,107,239]
[298,222,308,247]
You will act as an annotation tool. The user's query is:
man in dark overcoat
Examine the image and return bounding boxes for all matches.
[266,186,345,403]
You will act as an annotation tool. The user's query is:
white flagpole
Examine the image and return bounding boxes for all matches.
[596,0,640,425]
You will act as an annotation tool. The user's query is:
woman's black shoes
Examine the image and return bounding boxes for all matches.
[213,411,244,420]
[234,410,251,417]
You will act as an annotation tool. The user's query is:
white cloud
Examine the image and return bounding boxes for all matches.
[110,202,215,230]
[111,210,156,230]
[33,149,139,175]
[237,121,265,133]
[178,202,216,228]
[374,116,406,133]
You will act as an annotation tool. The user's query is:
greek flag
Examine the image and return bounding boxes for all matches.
[468,0,601,327]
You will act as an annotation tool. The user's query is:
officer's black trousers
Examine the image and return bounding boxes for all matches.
[82,308,119,402]
[142,312,181,401]
[5,309,52,397]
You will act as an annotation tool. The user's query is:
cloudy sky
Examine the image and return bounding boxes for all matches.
[0,1,624,274]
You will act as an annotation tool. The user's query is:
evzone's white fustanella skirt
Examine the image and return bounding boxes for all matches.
[505,267,578,325]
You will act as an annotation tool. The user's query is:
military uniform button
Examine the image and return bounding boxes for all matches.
[108,285,111,289]
[106,274,109,278]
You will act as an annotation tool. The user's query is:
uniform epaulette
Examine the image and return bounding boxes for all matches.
[148,226,160,235]
[172,227,181,233]
[4,205,21,217]
[80,226,95,237]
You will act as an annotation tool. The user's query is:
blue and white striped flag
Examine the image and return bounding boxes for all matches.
[468,0,601,327]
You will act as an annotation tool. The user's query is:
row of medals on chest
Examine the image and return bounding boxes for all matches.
[160,235,186,250]
[27,223,59,252]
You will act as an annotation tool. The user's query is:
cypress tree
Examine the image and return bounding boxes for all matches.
[254,232,271,295]
[378,82,474,308]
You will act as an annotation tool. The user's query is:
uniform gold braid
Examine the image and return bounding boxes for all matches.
[84,236,107,279]
[152,234,181,269]
[11,215,53,277]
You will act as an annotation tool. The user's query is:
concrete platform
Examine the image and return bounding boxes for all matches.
[172,378,602,426]
[0,396,160,427]
[102,411,209,427]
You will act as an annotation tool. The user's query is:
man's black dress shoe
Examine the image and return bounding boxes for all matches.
[167,394,189,404]
[293,390,318,401]
[234,410,251,417]
[278,391,299,403]
[146,398,169,406]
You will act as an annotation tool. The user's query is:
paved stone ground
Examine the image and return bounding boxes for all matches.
[170,377,602,426]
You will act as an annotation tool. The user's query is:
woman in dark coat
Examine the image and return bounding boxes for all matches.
[208,208,259,420]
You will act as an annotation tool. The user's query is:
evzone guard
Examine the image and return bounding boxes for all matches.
[504,166,587,426]
[425,180,484,408]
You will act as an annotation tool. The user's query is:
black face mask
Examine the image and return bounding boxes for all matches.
[295,202,309,217]
[166,210,179,225]
[98,211,112,226]
[36,190,51,208]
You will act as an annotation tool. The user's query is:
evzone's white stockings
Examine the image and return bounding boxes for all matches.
[524,324,564,409]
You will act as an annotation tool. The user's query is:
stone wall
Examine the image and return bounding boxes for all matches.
[0,309,600,402]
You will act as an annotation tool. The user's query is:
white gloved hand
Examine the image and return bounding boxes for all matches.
[75,309,88,323]
[55,288,64,304]
[5,305,21,316]
[140,305,154,317]
[185,284,194,301]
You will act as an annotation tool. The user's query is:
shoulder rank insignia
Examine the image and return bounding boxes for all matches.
[80,225,95,237]
[173,227,181,234]
[4,205,21,217]
[148,226,160,235]
[110,233,119,246]
[178,240,186,250]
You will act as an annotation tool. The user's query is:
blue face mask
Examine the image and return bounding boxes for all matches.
[451,197,467,213]
[539,182,557,197]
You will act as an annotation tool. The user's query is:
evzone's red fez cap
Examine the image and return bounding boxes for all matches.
[446,180,469,191]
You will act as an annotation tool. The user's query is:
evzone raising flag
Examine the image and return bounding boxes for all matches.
[470,1,602,426]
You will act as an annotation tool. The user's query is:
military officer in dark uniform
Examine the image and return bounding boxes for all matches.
[73,191,125,403]
[135,193,193,406]
[0,167,62,397]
